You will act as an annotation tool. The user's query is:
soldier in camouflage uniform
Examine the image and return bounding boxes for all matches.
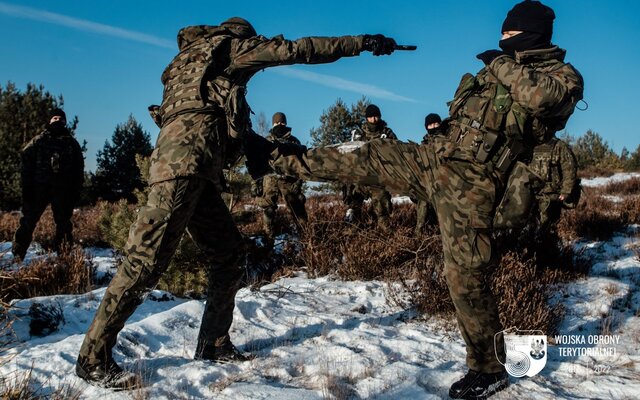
[256,112,308,239]
[271,2,583,398]
[12,109,84,261]
[413,113,443,235]
[75,17,398,389]
[343,104,397,230]
[528,136,578,236]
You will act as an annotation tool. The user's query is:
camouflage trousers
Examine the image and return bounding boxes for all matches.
[273,139,506,373]
[414,198,437,235]
[342,184,392,229]
[78,177,245,367]
[256,175,307,238]
[13,186,76,259]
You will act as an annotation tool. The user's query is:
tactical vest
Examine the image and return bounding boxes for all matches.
[447,71,528,174]
[529,138,557,183]
[159,33,228,125]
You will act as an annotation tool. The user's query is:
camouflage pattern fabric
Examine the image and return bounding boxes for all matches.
[257,174,307,238]
[79,27,369,369]
[272,46,583,374]
[12,128,84,259]
[78,177,245,367]
[345,120,397,228]
[529,137,578,231]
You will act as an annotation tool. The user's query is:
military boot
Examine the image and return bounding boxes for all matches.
[194,340,254,363]
[75,356,140,390]
[449,369,509,399]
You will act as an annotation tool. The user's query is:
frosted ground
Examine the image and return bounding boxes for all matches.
[0,174,639,399]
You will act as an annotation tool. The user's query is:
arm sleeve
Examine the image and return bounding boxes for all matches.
[20,140,37,193]
[557,142,577,195]
[488,56,584,119]
[72,140,85,194]
[229,35,364,72]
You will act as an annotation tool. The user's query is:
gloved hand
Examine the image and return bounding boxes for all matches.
[362,34,396,56]
[244,130,276,180]
[476,49,505,65]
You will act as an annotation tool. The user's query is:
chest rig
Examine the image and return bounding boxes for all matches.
[447,70,528,175]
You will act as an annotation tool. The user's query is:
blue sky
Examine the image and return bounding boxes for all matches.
[1,0,638,171]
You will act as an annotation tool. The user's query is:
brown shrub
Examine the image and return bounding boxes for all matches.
[557,189,629,241]
[0,246,94,302]
[578,167,617,179]
[599,177,640,196]
[0,205,106,248]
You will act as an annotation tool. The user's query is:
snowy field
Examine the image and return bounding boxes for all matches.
[0,173,639,399]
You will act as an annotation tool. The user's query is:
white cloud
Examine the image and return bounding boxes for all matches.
[273,67,416,103]
[0,2,174,49]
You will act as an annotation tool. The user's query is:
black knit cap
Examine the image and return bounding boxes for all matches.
[365,104,381,118]
[51,108,66,121]
[502,0,555,40]
[272,112,287,125]
[424,113,441,129]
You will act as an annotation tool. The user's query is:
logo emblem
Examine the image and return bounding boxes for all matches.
[496,328,547,377]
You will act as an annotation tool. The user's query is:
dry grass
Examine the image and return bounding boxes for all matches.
[0,246,94,302]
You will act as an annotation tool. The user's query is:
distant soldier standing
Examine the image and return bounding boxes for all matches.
[343,104,397,230]
[270,2,583,398]
[12,108,84,261]
[75,17,398,389]
[413,113,443,235]
[256,112,308,239]
[529,135,579,237]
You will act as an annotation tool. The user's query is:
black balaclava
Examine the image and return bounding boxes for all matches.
[424,113,442,135]
[499,0,555,57]
[48,108,67,136]
[271,124,291,139]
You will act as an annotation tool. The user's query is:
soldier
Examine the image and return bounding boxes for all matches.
[529,135,579,238]
[414,113,443,235]
[343,104,397,230]
[75,17,398,389]
[270,2,583,398]
[256,112,308,239]
[12,108,84,261]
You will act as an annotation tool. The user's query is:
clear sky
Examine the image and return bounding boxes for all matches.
[1,0,638,171]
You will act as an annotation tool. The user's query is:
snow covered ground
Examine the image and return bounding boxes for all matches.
[1,174,639,399]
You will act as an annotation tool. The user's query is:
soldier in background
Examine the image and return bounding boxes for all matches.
[343,104,397,231]
[529,135,579,239]
[12,108,84,261]
[255,112,308,239]
[270,2,583,398]
[413,113,443,235]
[75,16,398,389]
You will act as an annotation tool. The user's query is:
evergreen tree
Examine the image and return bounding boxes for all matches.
[310,97,370,147]
[0,82,79,210]
[94,115,153,202]
[626,144,640,171]
[572,130,621,170]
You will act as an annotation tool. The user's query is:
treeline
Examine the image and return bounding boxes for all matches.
[0,82,152,210]
[1,84,639,211]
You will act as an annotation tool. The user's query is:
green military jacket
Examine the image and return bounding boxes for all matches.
[149,27,364,185]
[529,138,578,197]
[354,120,397,141]
[446,46,584,168]
[21,128,84,194]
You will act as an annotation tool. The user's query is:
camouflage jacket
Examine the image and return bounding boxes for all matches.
[267,127,301,146]
[446,46,584,169]
[149,28,364,184]
[529,137,577,196]
[21,128,84,194]
[353,120,397,141]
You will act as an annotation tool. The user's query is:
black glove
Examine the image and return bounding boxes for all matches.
[363,34,396,56]
[244,130,276,180]
[476,49,505,65]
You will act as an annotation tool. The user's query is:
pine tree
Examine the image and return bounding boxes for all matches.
[310,97,370,147]
[94,115,153,202]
